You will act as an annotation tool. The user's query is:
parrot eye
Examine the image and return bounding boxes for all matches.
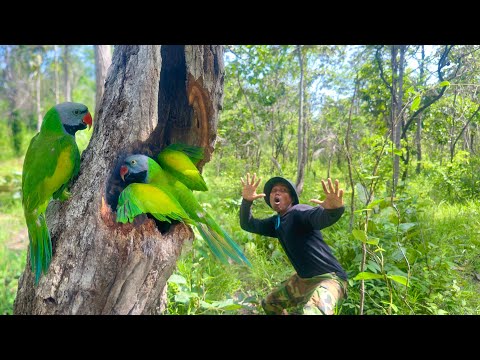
[131,160,137,165]
[73,109,80,115]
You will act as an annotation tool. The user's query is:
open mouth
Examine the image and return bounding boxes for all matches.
[274,196,281,205]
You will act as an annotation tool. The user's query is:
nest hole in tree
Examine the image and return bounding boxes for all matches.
[102,45,210,236]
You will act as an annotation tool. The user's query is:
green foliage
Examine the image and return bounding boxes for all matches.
[77,128,93,154]
[0,177,26,314]
[0,241,25,315]
[0,121,15,161]
[425,151,479,201]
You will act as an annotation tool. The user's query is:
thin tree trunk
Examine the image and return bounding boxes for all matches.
[471,124,476,154]
[54,45,60,104]
[295,45,306,195]
[416,46,425,174]
[94,45,112,122]
[35,71,42,132]
[390,46,398,198]
[392,46,405,195]
[344,77,359,232]
[14,45,225,315]
[327,156,332,179]
[397,46,406,181]
[449,90,459,162]
[64,45,71,102]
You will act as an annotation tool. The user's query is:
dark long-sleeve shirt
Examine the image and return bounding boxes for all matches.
[240,199,347,280]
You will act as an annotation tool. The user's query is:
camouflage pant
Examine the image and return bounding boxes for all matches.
[261,272,347,315]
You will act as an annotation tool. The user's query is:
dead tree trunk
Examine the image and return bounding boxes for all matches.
[14,45,225,315]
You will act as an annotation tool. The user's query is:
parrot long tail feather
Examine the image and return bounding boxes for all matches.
[196,214,251,267]
[26,213,52,284]
[196,224,229,264]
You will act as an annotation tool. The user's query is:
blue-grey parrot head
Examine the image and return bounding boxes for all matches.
[54,102,92,135]
[120,154,150,184]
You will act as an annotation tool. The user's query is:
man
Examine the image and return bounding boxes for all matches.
[240,173,347,315]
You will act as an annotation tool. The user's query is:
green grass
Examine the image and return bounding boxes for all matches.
[166,164,480,315]
[0,156,27,314]
[1,154,479,315]
[412,200,480,314]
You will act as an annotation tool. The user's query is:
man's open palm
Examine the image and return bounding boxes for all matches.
[310,178,344,209]
[241,173,266,202]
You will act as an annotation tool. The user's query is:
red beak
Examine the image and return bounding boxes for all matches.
[120,165,128,182]
[83,112,93,130]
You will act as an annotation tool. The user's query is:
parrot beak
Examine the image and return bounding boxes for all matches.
[83,112,93,130]
[120,165,128,182]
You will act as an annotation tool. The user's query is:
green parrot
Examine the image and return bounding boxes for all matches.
[116,151,251,267]
[22,102,92,284]
[156,143,208,191]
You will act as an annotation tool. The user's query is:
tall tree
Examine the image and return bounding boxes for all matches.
[389,45,406,196]
[94,45,112,122]
[416,45,425,174]
[63,45,71,102]
[54,45,60,104]
[295,45,306,195]
[14,45,225,315]
[0,46,34,154]
[31,46,44,132]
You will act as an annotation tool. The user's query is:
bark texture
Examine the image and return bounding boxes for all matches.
[14,45,225,315]
[94,45,112,122]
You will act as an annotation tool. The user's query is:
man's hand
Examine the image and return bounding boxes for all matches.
[310,178,344,209]
[240,172,266,202]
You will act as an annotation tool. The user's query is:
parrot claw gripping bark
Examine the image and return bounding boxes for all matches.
[116,145,251,267]
[22,102,92,284]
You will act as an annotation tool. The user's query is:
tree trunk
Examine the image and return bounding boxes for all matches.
[391,45,405,197]
[14,45,225,315]
[390,46,398,198]
[392,45,405,197]
[94,45,112,122]
[54,45,60,104]
[397,46,406,180]
[64,45,71,102]
[416,46,425,175]
[35,70,42,132]
[295,45,306,195]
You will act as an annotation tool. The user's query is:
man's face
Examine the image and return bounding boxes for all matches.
[270,183,293,215]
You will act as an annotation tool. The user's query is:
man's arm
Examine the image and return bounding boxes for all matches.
[240,199,276,237]
[302,205,345,230]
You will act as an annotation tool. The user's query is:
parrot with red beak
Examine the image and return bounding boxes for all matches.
[22,102,92,284]
[116,146,251,267]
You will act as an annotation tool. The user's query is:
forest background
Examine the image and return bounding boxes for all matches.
[0,45,478,315]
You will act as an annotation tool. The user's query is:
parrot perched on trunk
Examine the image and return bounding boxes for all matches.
[116,151,251,267]
[22,102,92,284]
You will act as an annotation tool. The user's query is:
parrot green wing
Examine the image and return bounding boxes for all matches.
[156,144,208,191]
[116,183,192,225]
[22,133,79,212]
[53,140,80,200]
[22,130,80,285]
[162,143,205,164]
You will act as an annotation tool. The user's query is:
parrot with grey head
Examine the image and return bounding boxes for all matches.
[22,102,92,284]
[116,146,251,267]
